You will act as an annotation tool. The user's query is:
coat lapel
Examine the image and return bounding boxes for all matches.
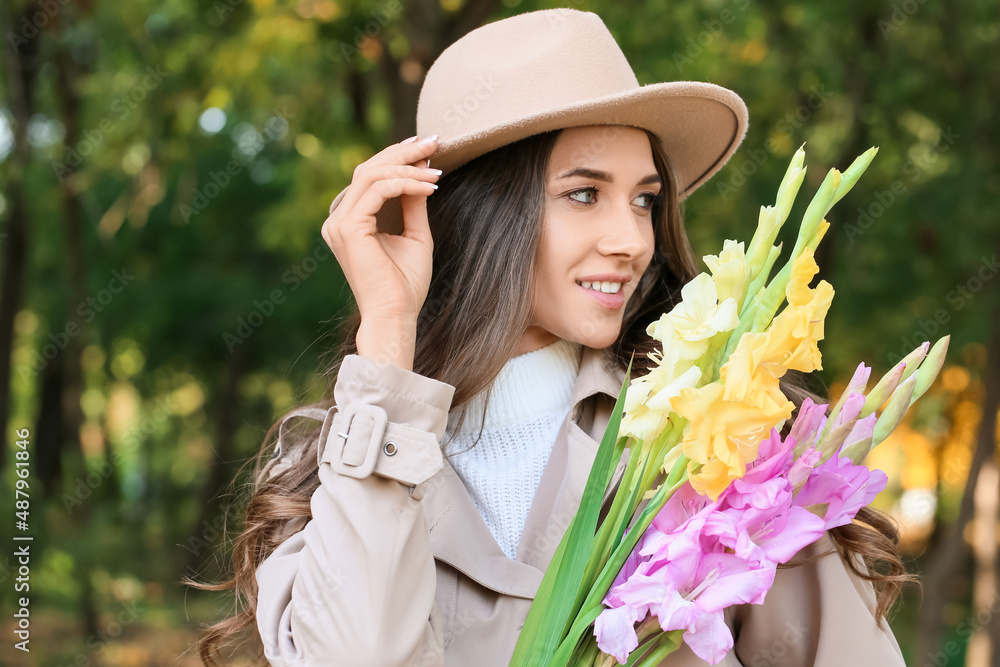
[421,345,630,599]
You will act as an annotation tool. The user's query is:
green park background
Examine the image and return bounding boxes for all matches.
[0,0,997,664]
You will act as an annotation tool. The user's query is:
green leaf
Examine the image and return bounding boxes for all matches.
[509,356,634,666]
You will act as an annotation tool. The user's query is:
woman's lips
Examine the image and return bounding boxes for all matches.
[577,282,625,309]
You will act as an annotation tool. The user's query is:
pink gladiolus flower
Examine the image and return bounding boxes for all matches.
[844,412,877,449]
[593,604,645,663]
[794,451,888,529]
[703,429,827,567]
[788,446,821,487]
[601,512,774,665]
[594,395,889,665]
[833,393,866,427]
[788,398,827,448]
[845,362,873,395]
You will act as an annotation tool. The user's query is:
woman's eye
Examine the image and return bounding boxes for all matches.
[566,187,662,208]
[568,187,598,204]
[635,192,662,209]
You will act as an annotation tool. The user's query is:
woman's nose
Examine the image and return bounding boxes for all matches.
[597,204,651,258]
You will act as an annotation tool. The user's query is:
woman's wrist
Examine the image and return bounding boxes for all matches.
[356,315,417,373]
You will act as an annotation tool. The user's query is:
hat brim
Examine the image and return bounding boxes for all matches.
[329,80,747,235]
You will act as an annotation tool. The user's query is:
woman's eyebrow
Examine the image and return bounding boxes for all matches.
[555,167,661,186]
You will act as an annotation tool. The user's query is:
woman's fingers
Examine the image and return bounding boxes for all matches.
[320,136,441,326]
[399,182,433,248]
[336,164,440,224]
[337,136,439,212]
[347,175,439,230]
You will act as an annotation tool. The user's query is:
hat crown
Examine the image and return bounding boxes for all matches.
[325,7,748,233]
[417,9,639,142]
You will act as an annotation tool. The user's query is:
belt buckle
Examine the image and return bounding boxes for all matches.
[321,402,388,479]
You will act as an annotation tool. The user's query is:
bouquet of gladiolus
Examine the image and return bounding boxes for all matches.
[508,144,948,667]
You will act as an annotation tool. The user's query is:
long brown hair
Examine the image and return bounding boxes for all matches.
[184,127,913,665]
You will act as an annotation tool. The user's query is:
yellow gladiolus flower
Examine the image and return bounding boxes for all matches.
[687,459,735,500]
[670,382,784,499]
[761,248,834,374]
[719,332,794,417]
[721,247,834,402]
[703,239,751,309]
[621,347,702,443]
[656,273,740,359]
[786,247,822,306]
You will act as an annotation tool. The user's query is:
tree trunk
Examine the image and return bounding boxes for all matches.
[918,303,1000,661]
[968,460,999,666]
[184,343,248,579]
[53,42,88,463]
[34,353,65,494]
[0,1,41,472]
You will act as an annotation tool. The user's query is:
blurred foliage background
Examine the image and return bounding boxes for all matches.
[0,0,997,664]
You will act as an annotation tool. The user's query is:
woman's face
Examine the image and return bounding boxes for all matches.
[519,125,660,355]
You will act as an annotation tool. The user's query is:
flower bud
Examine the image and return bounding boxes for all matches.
[910,335,950,404]
[841,434,873,466]
[840,413,877,464]
[775,166,806,228]
[830,146,879,207]
[860,360,907,418]
[872,374,917,448]
[791,168,839,261]
[898,341,930,384]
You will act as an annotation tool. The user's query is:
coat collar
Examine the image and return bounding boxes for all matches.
[421,345,629,599]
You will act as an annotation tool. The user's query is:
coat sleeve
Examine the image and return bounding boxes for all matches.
[730,533,906,667]
[254,353,457,667]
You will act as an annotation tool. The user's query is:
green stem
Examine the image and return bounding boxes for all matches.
[578,435,648,615]
[550,605,605,665]
[552,472,690,662]
[576,635,603,666]
[634,630,684,667]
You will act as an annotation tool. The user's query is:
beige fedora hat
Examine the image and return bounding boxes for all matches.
[328,7,749,234]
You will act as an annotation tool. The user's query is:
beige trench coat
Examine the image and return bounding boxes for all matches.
[254,346,907,666]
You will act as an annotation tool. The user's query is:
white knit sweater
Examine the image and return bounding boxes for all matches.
[442,337,583,559]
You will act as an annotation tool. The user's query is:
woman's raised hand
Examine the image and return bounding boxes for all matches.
[322,135,441,326]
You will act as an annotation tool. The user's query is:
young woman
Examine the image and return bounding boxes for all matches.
[189,8,911,666]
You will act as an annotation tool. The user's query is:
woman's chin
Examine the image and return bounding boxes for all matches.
[570,324,622,350]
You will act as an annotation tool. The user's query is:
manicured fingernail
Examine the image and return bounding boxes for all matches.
[428,183,439,189]
[401,135,418,144]
[424,168,443,175]
[419,134,438,143]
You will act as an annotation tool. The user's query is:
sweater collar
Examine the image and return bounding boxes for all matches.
[423,344,631,597]
[446,337,584,434]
